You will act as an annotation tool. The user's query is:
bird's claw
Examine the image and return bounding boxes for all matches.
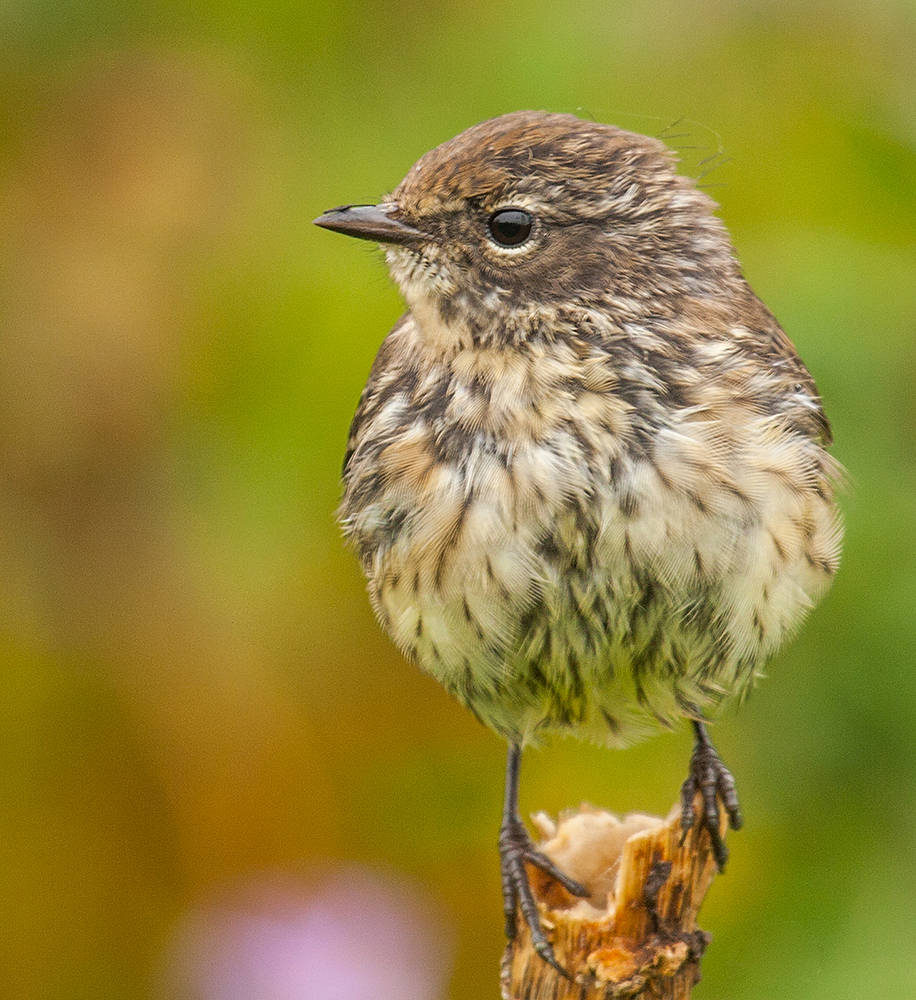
[680,733,743,870]
[499,817,588,978]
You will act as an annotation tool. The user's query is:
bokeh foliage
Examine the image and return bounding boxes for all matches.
[0,1,914,997]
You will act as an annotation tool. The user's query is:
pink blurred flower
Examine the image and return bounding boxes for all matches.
[156,866,453,1000]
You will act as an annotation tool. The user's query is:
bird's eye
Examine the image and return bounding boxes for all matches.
[487,209,533,248]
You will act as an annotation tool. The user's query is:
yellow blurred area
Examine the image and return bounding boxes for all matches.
[0,3,914,997]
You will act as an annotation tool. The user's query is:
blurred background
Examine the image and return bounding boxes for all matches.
[0,1,914,997]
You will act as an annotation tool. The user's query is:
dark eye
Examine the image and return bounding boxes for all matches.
[487,209,533,247]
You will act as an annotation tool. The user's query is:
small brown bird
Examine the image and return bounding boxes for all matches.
[315,111,842,973]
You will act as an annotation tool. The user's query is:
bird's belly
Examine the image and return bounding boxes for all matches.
[355,424,838,746]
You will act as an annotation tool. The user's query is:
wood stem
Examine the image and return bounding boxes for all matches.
[501,797,726,999]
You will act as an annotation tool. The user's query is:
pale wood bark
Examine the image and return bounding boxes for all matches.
[501,797,726,999]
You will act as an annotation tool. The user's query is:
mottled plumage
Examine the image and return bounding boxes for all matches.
[316,111,842,973]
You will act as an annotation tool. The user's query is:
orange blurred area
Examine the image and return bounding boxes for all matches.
[0,6,914,999]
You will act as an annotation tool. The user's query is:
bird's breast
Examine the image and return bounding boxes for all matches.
[340,332,841,743]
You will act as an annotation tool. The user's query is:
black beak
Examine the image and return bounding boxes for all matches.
[313,203,428,246]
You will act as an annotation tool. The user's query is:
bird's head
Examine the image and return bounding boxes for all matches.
[315,111,738,348]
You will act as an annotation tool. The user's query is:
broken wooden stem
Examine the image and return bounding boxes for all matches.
[501,796,726,999]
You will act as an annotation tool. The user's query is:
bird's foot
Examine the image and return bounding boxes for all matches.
[498,815,589,978]
[680,728,743,871]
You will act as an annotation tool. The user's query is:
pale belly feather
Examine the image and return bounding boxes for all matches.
[354,407,839,747]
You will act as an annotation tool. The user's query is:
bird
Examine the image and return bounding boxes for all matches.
[314,111,842,975]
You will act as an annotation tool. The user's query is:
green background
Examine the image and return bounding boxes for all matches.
[1,1,914,997]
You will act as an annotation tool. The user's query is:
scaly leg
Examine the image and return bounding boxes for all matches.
[498,743,589,977]
[680,719,743,869]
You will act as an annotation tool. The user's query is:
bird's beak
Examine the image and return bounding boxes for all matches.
[313,203,429,246]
